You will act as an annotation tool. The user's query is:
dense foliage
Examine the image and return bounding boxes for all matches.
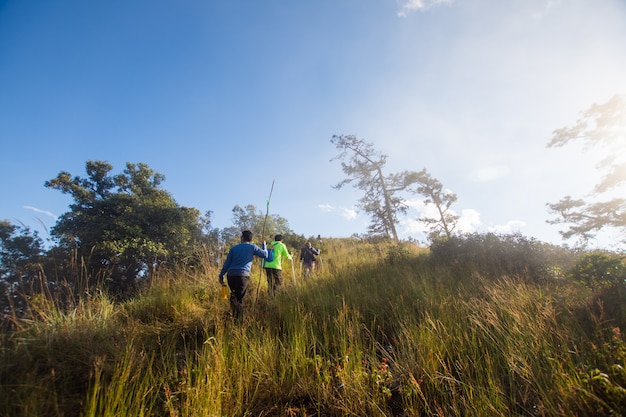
[43,161,204,297]
[0,222,45,315]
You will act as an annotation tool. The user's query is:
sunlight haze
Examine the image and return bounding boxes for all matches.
[1,0,625,248]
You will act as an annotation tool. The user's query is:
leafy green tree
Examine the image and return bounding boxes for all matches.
[232,204,263,234]
[45,161,203,296]
[547,94,626,244]
[569,251,626,290]
[198,210,221,264]
[0,221,45,315]
[221,204,293,246]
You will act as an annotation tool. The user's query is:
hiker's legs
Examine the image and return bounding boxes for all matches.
[227,274,249,321]
[264,267,274,293]
[304,262,313,279]
[273,269,283,292]
[265,268,283,295]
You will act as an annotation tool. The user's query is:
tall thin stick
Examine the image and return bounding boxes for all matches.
[255,179,275,304]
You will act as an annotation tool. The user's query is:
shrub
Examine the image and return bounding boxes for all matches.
[569,252,626,290]
[429,232,574,282]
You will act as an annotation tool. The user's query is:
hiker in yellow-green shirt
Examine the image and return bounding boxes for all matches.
[263,234,293,295]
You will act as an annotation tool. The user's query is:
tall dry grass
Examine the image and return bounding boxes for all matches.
[1,238,625,416]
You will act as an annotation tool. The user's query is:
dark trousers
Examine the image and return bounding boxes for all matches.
[303,261,315,278]
[226,273,250,320]
[264,268,283,295]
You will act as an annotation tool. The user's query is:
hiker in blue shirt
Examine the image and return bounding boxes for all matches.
[219,230,267,321]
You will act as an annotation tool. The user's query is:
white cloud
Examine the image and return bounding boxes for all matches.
[404,199,426,211]
[402,204,532,240]
[341,208,358,220]
[456,208,481,233]
[404,199,440,219]
[402,200,481,236]
[318,204,358,220]
[488,220,527,235]
[397,0,452,17]
[401,218,429,235]
[23,206,57,220]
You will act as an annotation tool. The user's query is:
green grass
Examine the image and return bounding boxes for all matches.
[1,239,625,416]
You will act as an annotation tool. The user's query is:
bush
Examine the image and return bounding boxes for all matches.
[567,252,626,331]
[429,233,575,282]
[569,252,626,290]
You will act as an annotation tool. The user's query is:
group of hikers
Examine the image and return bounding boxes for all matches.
[218,231,321,320]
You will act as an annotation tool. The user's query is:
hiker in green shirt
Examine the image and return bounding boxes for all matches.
[263,234,293,295]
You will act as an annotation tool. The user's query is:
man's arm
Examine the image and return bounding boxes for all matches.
[280,243,293,260]
[219,250,232,283]
[254,242,268,259]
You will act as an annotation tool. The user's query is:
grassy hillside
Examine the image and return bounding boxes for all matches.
[1,237,626,416]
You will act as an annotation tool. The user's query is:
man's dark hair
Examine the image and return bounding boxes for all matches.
[274,234,283,241]
[241,230,253,242]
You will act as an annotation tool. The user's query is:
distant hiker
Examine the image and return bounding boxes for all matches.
[300,241,320,279]
[219,230,267,321]
[263,234,293,295]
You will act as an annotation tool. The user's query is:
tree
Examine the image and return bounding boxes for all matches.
[569,251,626,290]
[331,135,461,242]
[221,204,293,246]
[331,135,418,241]
[547,94,626,244]
[45,161,203,296]
[411,169,459,241]
[0,221,45,315]
[198,210,221,262]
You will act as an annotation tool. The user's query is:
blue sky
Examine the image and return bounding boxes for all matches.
[1,0,625,248]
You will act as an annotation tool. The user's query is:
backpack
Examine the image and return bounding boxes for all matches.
[265,243,275,263]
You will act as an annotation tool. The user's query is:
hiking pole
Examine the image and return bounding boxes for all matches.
[291,258,296,285]
[255,179,275,305]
